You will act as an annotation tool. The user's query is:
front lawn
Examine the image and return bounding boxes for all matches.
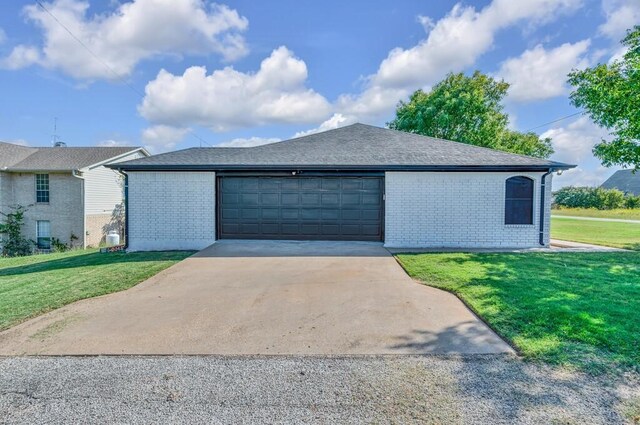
[551,217,640,250]
[552,207,640,221]
[396,252,640,373]
[0,249,193,331]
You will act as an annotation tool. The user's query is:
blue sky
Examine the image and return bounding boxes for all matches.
[0,0,638,188]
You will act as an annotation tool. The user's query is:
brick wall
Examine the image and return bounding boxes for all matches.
[384,171,552,248]
[127,171,216,251]
[4,172,85,248]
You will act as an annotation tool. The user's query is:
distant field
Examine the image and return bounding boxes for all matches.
[552,208,640,221]
[551,217,640,250]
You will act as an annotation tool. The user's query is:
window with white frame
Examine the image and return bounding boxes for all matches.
[36,220,51,250]
[36,174,50,203]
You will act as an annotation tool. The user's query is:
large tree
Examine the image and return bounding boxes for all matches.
[388,71,553,158]
[568,26,640,169]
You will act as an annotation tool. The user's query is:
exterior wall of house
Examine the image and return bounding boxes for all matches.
[3,172,85,248]
[127,171,216,251]
[83,151,145,247]
[384,171,552,248]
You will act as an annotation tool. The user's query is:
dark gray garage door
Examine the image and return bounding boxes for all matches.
[218,176,383,241]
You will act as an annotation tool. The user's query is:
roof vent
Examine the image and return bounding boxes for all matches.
[54,141,67,147]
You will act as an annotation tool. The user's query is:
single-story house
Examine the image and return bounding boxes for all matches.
[0,141,148,249]
[109,124,574,251]
[600,169,640,196]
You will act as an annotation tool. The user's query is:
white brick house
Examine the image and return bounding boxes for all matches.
[109,124,572,251]
[0,141,148,249]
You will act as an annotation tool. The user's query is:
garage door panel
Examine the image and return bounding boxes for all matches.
[282,193,299,205]
[281,223,300,234]
[240,223,260,234]
[262,223,280,234]
[301,224,320,234]
[221,193,239,204]
[241,208,259,219]
[362,194,381,205]
[241,193,259,205]
[362,179,381,190]
[341,193,360,205]
[321,193,339,205]
[281,208,299,219]
[261,208,280,219]
[260,193,279,205]
[361,209,381,220]
[219,176,383,241]
[221,208,240,219]
[301,193,320,205]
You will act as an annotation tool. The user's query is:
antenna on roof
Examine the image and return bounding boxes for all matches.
[51,117,66,147]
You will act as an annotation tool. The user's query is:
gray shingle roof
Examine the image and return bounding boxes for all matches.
[111,123,574,171]
[0,142,144,171]
[0,142,37,169]
[601,170,640,196]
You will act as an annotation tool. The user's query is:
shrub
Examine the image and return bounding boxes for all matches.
[624,195,640,209]
[553,186,636,210]
[0,206,33,257]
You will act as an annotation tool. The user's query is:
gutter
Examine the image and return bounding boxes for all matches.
[107,163,576,173]
[539,170,553,246]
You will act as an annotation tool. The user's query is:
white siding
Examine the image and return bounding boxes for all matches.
[84,151,145,215]
[384,171,552,248]
[127,171,216,251]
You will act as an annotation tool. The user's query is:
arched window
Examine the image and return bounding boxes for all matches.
[505,176,534,224]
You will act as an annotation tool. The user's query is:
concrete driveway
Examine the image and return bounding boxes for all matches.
[0,240,512,355]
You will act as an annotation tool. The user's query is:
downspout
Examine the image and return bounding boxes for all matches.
[71,170,86,249]
[122,170,129,250]
[538,169,553,246]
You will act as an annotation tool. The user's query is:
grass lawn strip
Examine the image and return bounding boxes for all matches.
[396,252,640,374]
[551,217,640,250]
[0,249,193,331]
[552,208,640,221]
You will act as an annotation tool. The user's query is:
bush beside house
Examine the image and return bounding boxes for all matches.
[553,186,640,210]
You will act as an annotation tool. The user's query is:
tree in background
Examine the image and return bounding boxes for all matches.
[568,26,640,170]
[388,71,554,158]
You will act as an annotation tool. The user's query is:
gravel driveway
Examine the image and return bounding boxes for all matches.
[1,355,637,424]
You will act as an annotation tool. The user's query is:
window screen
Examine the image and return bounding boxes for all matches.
[505,176,534,225]
[36,220,51,250]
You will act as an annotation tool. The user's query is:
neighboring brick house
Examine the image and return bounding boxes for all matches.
[0,141,148,250]
[109,124,574,251]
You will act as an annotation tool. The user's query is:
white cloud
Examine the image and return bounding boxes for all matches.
[139,46,332,131]
[141,125,189,152]
[542,116,609,164]
[1,0,248,80]
[294,113,358,138]
[334,0,583,121]
[496,40,591,102]
[553,165,615,188]
[0,45,42,70]
[97,139,132,147]
[217,136,280,147]
[599,0,640,41]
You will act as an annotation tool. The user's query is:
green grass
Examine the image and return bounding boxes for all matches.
[552,207,640,220]
[551,217,640,250]
[0,249,193,331]
[396,252,640,374]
